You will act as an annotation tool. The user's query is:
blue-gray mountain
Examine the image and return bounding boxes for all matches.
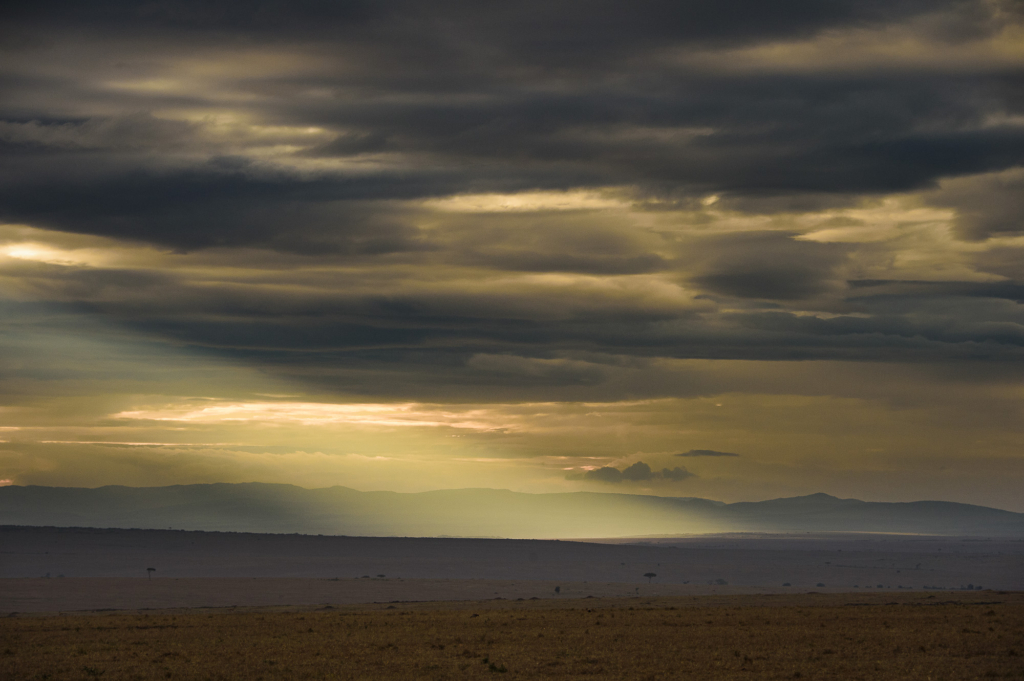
[2,484,1022,538]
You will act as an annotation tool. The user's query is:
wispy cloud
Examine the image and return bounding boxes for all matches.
[112,402,517,431]
[676,449,741,457]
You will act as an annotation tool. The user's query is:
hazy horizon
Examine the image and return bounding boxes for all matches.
[2,1,1023,514]
[5,482,1023,540]
[4,481,1021,513]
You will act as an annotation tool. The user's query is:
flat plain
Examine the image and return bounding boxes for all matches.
[4,526,1022,594]
[2,528,1023,679]
[2,592,1023,680]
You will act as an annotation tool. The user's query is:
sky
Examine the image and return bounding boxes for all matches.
[1,0,1023,510]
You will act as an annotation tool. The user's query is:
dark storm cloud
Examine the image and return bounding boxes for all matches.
[4,0,978,46]
[5,82,1023,252]
[686,232,849,301]
[0,162,438,252]
[6,256,1020,408]
[0,2,1021,263]
[277,73,1024,195]
[432,211,671,275]
[848,280,1024,303]
[567,461,695,484]
[926,168,1024,240]
[1,0,1023,397]
[62,280,1021,358]
[677,450,740,457]
[0,113,196,153]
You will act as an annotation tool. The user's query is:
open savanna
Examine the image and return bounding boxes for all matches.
[1,592,1022,681]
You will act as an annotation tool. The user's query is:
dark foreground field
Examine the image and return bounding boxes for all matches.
[2,592,1022,681]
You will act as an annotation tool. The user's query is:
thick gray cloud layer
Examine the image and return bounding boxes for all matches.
[1,0,1023,399]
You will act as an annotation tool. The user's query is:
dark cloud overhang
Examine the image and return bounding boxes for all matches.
[4,76,1024,254]
[685,231,850,301]
[4,0,986,48]
[848,280,1024,304]
[0,164,444,252]
[287,75,1024,194]
[692,269,836,301]
[20,261,1019,361]
[54,299,1023,393]
[924,166,1024,240]
[1,0,1023,400]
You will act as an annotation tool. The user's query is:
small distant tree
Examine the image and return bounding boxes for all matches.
[644,572,656,583]
[147,568,155,580]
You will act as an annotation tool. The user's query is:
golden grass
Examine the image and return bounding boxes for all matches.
[2,592,1022,680]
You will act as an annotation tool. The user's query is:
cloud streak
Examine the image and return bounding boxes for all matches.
[676,450,740,458]
[112,401,517,431]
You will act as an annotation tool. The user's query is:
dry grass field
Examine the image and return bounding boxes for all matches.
[2,592,1022,680]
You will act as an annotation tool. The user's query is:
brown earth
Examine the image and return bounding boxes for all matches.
[1,592,1022,680]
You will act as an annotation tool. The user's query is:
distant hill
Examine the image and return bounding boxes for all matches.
[1,484,1022,538]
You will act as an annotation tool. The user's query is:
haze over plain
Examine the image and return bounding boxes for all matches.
[1,0,1023,513]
